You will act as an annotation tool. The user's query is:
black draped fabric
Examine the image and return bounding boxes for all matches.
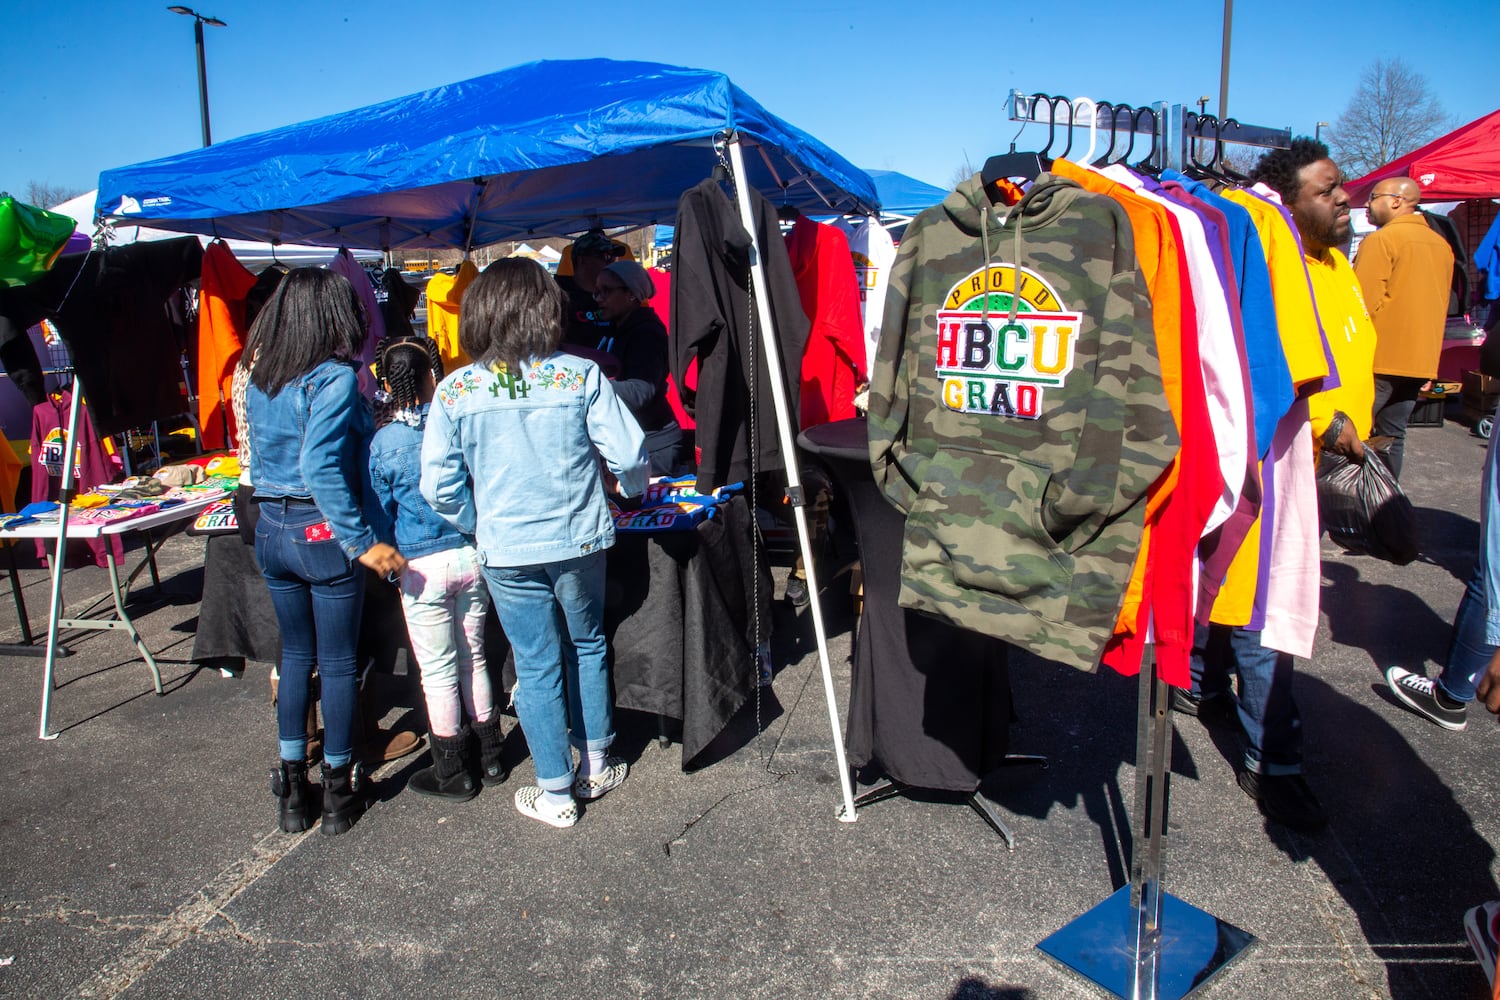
[670,178,809,491]
[800,418,1012,792]
[191,532,281,665]
[0,334,45,406]
[380,267,421,339]
[606,495,772,767]
[0,237,203,435]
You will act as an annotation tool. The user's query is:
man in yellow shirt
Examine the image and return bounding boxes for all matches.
[1354,176,1455,479]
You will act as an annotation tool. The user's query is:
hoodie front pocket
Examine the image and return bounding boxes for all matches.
[900,452,1073,616]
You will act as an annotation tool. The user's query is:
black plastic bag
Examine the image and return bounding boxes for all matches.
[1316,445,1419,564]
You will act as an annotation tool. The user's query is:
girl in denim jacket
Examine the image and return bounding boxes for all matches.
[420,259,649,828]
[370,336,504,801]
[244,269,405,837]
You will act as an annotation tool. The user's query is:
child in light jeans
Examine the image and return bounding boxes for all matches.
[420,259,649,828]
[370,336,504,800]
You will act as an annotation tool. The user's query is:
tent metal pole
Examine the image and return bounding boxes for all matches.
[38,379,85,740]
[726,135,858,823]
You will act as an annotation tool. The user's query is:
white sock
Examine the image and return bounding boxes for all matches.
[541,787,573,809]
[582,749,608,777]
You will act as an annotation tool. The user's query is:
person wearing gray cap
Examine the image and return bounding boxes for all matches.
[593,259,684,475]
[558,229,627,369]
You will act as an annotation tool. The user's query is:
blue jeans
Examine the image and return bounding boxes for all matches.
[255,500,365,768]
[1439,425,1500,701]
[483,551,613,792]
[1190,623,1303,776]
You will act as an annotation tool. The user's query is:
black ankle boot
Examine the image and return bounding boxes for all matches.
[409,731,477,801]
[270,759,315,833]
[470,717,507,786]
[320,761,367,836]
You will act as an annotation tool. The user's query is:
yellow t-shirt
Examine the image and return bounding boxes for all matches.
[1304,247,1377,445]
[424,260,479,371]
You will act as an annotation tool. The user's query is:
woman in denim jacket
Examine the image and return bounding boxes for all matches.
[245,269,406,836]
[420,258,649,828]
[370,335,503,801]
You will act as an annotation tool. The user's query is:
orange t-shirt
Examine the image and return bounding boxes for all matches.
[196,241,257,451]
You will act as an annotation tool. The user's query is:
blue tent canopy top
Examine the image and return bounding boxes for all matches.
[95,59,879,251]
[865,169,948,218]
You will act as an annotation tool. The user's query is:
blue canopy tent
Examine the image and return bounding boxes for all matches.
[865,169,948,219]
[94,58,868,819]
[95,59,878,250]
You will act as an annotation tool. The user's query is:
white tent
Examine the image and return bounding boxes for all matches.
[52,191,380,266]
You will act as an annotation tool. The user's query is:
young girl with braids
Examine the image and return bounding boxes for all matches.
[369,335,504,800]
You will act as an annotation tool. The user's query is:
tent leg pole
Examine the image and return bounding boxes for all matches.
[726,135,858,823]
[39,381,85,740]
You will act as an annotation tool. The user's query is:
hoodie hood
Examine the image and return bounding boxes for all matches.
[942,171,1085,236]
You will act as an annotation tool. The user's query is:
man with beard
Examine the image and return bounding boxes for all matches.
[1183,138,1374,834]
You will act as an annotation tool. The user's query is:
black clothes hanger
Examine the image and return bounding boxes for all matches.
[1213,118,1251,183]
[1133,107,1163,176]
[980,94,1065,198]
[1183,115,1217,181]
[1091,101,1121,167]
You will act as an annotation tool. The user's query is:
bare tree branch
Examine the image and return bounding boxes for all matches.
[22,182,85,210]
[1328,57,1451,177]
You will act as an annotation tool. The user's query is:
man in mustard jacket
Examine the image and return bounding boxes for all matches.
[1354,177,1455,479]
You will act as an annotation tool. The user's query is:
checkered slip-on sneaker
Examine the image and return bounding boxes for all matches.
[572,756,628,801]
[514,786,578,828]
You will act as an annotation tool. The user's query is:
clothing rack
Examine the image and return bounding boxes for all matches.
[1002,90,1288,1000]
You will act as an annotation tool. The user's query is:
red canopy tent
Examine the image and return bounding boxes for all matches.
[1344,109,1500,206]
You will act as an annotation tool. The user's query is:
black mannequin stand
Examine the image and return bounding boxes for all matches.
[799,417,1047,849]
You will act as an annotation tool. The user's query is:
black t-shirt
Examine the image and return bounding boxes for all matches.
[557,274,612,350]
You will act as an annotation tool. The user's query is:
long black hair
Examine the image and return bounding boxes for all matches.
[374,336,443,412]
[245,268,368,396]
[458,258,565,371]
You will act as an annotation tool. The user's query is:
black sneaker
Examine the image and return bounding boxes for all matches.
[785,574,809,608]
[1170,688,1235,725]
[1237,771,1327,832]
[1385,667,1468,731]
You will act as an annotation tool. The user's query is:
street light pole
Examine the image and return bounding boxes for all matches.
[1219,0,1232,119]
[167,6,226,148]
[1316,121,1330,143]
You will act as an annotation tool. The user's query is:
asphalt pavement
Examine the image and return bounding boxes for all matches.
[1,410,1498,999]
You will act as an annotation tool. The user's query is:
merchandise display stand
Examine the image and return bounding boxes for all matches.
[1002,89,1290,998]
[1037,659,1254,998]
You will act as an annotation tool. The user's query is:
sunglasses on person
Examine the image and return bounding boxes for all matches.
[593,280,630,298]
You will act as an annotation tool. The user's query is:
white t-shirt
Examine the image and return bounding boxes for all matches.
[836,216,897,374]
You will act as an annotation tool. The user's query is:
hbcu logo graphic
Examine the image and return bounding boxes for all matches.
[935,264,1080,418]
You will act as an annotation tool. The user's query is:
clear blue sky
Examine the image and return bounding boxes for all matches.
[2,0,1494,204]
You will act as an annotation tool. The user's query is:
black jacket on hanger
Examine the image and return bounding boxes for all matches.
[670,178,809,491]
[1421,208,1469,317]
[0,237,204,436]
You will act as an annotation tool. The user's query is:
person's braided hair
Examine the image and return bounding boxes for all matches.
[1249,137,1330,206]
[374,336,444,417]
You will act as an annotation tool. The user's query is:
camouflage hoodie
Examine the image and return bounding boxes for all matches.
[867,172,1179,672]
